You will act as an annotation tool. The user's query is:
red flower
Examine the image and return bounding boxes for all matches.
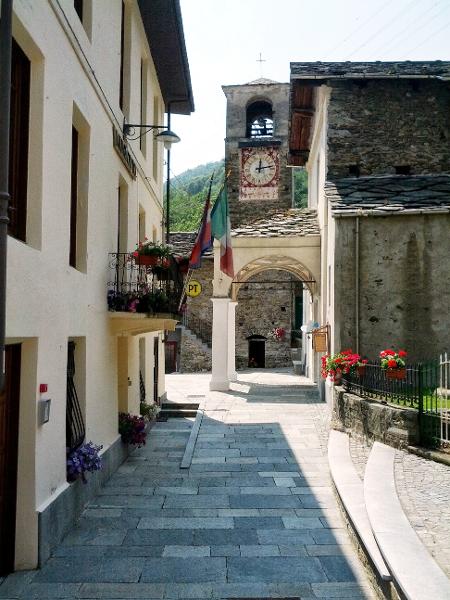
[387,359,397,368]
[398,350,407,358]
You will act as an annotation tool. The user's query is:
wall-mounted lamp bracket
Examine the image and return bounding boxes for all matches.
[123,122,181,149]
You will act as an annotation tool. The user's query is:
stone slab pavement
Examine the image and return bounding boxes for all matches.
[0,369,377,600]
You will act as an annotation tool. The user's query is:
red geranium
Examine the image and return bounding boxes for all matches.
[379,348,407,370]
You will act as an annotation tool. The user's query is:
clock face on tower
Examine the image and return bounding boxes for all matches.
[240,147,280,201]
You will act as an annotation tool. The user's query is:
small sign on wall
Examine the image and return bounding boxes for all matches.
[186,280,202,297]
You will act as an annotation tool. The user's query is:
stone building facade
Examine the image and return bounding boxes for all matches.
[326,79,450,178]
[289,61,450,364]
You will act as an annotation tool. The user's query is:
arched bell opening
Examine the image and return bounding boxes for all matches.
[246,100,273,138]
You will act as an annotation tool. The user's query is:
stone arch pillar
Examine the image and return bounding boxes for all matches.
[209,297,231,391]
[228,301,238,382]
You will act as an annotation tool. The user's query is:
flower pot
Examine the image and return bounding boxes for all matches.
[333,372,343,384]
[134,255,159,267]
[386,368,406,380]
[357,365,366,377]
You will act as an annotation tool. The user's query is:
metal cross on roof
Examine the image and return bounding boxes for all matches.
[257,52,266,77]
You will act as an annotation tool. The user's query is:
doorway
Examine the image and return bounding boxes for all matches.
[0,344,21,575]
[247,335,266,368]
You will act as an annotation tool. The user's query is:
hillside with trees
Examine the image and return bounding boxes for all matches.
[167,160,308,232]
[167,160,225,232]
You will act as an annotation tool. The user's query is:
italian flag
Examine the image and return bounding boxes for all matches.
[211,187,234,278]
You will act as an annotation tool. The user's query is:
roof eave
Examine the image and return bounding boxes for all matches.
[138,0,194,115]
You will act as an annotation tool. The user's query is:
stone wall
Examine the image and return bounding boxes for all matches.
[332,387,419,449]
[327,79,450,179]
[235,270,298,369]
[185,258,214,330]
[334,213,450,362]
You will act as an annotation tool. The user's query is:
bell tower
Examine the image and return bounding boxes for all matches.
[222,78,292,228]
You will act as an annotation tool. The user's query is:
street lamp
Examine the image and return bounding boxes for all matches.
[123,120,179,243]
[122,122,180,151]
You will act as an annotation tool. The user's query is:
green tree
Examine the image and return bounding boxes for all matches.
[166,160,225,232]
[293,168,308,208]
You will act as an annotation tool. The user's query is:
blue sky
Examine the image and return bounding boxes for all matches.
[170,0,450,175]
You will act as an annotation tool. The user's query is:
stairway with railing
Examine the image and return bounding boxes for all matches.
[182,312,212,347]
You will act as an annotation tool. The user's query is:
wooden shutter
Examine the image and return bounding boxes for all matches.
[70,127,79,268]
[8,40,30,242]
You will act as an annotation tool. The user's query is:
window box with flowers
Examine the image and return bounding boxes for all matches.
[132,240,172,267]
[380,349,407,379]
[321,349,367,383]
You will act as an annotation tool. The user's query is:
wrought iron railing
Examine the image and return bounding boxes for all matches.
[139,370,146,403]
[66,341,85,452]
[342,361,444,447]
[107,253,184,316]
[342,362,439,410]
[182,311,212,347]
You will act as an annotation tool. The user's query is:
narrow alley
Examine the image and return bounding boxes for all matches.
[1,371,376,600]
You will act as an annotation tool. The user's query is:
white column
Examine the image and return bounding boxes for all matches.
[228,301,238,382]
[210,297,231,391]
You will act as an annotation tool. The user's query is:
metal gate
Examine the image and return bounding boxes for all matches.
[439,353,450,446]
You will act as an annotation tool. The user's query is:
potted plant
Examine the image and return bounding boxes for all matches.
[140,401,160,421]
[321,349,365,383]
[380,349,407,379]
[66,441,103,484]
[119,412,147,447]
[132,240,172,267]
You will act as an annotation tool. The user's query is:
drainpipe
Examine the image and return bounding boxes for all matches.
[0,0,13,393]
[355,216,360,355]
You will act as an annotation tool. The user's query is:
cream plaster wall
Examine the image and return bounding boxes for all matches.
[6,0,169,568]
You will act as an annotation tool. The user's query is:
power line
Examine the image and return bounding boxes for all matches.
[403,18,450,56]
[322,0,392,60]
[369,1,448,58]
[343,0,422,59]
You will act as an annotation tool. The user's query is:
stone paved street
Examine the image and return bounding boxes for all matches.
[0,370,376,599]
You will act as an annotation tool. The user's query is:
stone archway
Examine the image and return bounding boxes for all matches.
[209,242,321,391]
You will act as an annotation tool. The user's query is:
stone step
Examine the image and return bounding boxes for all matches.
[159,403,199,419]
[162,402,200,410]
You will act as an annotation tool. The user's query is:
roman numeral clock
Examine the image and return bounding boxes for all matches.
[239,146,280,201]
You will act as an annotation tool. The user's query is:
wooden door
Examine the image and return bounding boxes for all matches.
[248,338,266,368]
[0,344,21,575]
[165,341,177,374]
[153,338,159,405]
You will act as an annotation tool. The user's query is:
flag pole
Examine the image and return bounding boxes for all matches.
[178,173,215,311]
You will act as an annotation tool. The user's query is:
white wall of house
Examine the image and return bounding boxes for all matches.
[6,0,169,569]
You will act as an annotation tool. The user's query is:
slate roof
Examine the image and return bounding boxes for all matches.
[169,232,213,257]
[326,175,450,217]
[231,209,320,237]
[246,77,280,85]
[290,61,450,80]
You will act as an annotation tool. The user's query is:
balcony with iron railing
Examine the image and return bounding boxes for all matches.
[107,253,185,336]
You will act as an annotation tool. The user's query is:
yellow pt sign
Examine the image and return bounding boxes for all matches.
[186,280,202,297]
